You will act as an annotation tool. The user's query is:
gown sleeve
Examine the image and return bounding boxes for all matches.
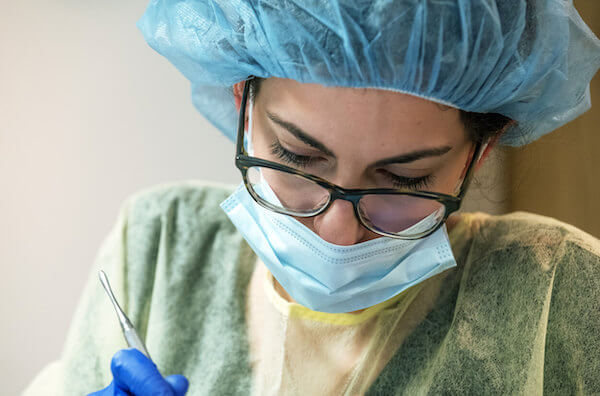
[22,181,248,396]
[543,233,600,394]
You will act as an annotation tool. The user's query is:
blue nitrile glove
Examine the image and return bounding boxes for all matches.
[88,348,189,396]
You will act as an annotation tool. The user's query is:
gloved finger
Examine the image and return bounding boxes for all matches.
[110,348,176,396]
[87,380,131,396]
[165,374,189,396]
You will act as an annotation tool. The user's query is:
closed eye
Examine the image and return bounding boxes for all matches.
[376,169,434,190]
[270,139,434,190]
[270,140,321,167]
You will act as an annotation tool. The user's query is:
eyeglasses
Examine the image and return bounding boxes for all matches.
[234,76,484,240]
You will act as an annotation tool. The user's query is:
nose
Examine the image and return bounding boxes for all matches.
[313,199,364,246]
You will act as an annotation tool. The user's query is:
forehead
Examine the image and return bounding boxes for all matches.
[256,77,467,153]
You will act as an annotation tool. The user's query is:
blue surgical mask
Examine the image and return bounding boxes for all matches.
[220,181,457,313]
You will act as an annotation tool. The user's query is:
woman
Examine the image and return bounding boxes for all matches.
[25,1,600,395]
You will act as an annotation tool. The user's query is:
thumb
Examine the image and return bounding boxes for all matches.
[165,375,189,396]
[111,348,174,395]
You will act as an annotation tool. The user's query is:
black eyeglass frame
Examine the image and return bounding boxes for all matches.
[234,76,484,240]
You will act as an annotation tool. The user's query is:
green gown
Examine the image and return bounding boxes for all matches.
[23,181,600,395]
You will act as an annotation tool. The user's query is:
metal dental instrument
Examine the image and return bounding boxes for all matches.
[98,270,152,359]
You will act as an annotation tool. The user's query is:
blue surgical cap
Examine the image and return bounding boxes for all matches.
[138,0,600,146]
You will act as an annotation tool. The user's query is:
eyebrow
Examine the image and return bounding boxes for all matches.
[266,111,335,157]
[265,110,452,165]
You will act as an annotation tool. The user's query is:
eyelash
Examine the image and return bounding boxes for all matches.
[270,140,318,167]
[270,140,434,190]
[379,171,434,190]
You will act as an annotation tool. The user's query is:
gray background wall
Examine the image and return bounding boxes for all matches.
[1,0,564,394]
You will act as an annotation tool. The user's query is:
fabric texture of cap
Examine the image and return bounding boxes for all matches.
[137,0,600,146]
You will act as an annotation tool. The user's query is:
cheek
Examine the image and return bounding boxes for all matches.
[430,146,473,195]
[251,128,272,158]
[295,216,314,231]
[292,215,322,238]
[432,165,463,194]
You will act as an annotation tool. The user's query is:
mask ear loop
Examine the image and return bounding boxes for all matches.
[244,99,255,155]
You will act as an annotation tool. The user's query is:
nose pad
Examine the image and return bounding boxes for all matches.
[313,199,363,246]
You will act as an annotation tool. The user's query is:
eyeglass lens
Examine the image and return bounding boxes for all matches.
[246,166,445,237]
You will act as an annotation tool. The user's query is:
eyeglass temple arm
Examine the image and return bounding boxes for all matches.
[456,140,488,200]
[235,77,254,156]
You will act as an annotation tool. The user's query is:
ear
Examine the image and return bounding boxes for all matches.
[474,135,498,172]
[233,81,246,112]
[473,121,513,171]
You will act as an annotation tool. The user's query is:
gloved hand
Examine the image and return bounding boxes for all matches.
[88,348,189,396]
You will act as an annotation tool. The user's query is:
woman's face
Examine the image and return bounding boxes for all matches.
[233,77,476,246]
